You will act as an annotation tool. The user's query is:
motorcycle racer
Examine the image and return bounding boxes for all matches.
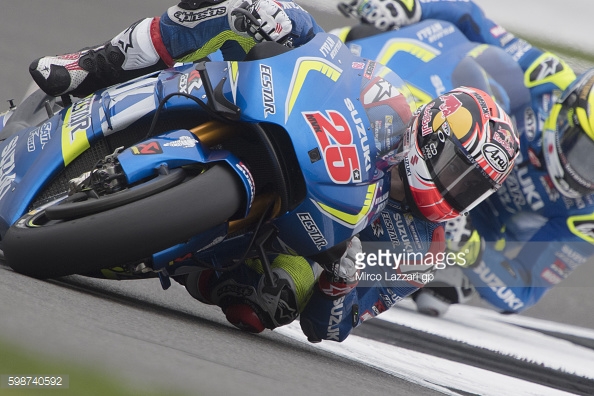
[185,86,519,341]
[336,0,594,316]
[27,1,519,340]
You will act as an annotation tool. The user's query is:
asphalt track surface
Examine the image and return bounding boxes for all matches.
[1,1,594,395]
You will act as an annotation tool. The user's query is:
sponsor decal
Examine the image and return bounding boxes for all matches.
[382,212,401,248]
[415,22,455,43]
[352,62,365,70]
[178,70,203,95]
[404,212,424,251]
[517,164,544,210]
[172,6,226,25]
[27,122,52,152]
[319,36,342,59]
[374,191,389,207]
[297,213,328,251]
[62,96,93,166]
[345,98,371,172]
[130,141,163,155]
[558,244,587,267]
[260,64,275,118]
[395,213,415,254]
[507,39,533,62]
[473,261,524,311]
[164,135,197,148]
[421,141,438,159]
[490,127,516,160]
[303,109,362,183]
[421,101,435,136]
[326,296,345,341]
[470,90,491,117]
[235,162,255,208]
[490,25,507,38]
[439,93,462,117]
[541,268,562,285]
[0,136,18,201]
[404,156,412,177]
[550,259,571,278]
[524,107,537,141]
[364,61,376,80]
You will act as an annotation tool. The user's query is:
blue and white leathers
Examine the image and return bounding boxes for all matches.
[418,0,593,313]
[301,200,444,342]
[157,1,323,63]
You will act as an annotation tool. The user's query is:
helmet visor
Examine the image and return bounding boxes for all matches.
[558,122,594,191]
[425,136,498,213]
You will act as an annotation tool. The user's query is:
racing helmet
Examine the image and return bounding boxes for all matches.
[398,87,520,222]
[543,69,594,198]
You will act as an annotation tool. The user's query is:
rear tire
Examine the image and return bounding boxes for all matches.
[4,164,244,279]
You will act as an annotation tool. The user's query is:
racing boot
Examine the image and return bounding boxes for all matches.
[184,268,218,306]
[412,216,482,316]
[412,266,475,317]
[185,255,316,333]
[29,18,172,97]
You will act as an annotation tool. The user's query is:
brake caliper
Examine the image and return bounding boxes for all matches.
[68,147,126,196]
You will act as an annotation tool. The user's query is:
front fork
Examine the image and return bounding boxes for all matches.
[92,120,282,288]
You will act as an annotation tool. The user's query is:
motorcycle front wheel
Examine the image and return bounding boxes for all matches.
[3,164,244,279]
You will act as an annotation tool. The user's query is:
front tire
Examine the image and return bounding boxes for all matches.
[4,164,244,279]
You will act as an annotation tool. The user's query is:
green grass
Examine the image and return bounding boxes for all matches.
[0,340,186,396]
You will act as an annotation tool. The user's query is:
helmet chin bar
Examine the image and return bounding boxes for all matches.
[398,162,458,222]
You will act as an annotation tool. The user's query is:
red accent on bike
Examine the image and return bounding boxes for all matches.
[224,304,265,333]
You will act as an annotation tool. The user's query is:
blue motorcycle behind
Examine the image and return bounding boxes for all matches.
[337,19,530,116]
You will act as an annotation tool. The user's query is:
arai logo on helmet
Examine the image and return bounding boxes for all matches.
[482,143,509,173]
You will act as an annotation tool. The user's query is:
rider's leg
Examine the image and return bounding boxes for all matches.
[29,18,172,97]
[412,266,475,316]
[184,255,316,333]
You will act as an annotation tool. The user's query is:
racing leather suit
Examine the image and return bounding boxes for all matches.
[300,200,444,342]
[157,0,322,63]
[416,0,592,313]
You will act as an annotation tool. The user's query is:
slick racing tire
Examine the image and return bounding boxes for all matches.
[4,164,244,279]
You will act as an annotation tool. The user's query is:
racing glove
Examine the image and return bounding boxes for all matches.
[230,0,293,43]
[338,0,421,31]
[445,216,484,268]
[317,236,362,298]
[300,237,363,343]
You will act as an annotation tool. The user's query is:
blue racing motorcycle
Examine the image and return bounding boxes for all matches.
[338,18,529,119]
[0,32,412,286]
